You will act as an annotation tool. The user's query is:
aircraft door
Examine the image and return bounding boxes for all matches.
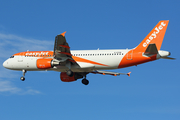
[127,50,133,60]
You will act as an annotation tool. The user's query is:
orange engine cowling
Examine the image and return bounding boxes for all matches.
[36,59,53,69]
[60,72,83,82]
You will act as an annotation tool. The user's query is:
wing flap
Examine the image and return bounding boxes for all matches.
[91,70,131,77]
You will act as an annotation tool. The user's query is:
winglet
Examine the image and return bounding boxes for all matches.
[61,31,66,37]
[127,72,131,77]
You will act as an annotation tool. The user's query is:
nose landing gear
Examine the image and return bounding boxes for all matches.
[20,69,26,81]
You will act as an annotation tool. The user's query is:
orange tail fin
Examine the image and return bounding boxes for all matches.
[134,20,169,52]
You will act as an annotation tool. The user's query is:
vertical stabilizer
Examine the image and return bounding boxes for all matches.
[134,20,169,52]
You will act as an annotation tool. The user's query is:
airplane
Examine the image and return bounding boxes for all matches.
[3,20,174,85]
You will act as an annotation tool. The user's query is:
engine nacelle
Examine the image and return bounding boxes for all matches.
[60,72,83,82]
[36,58,59,69]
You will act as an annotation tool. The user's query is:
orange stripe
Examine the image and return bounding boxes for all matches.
[72,56,108,66]
[59,45,70,49]
[59,52,72,56]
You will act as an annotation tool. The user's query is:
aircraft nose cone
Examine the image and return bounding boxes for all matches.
[3,60,7,68]
[3,60,10,69]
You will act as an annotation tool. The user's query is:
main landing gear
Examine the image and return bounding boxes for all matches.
[81,75,89,85]
[20,69,26,81]
[82,78,89,85]
[66,70,89,85]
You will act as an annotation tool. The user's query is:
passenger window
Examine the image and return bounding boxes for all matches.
[10,56,14,58]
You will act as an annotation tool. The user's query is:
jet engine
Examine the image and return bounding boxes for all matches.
[60,72,83,82]
[36,59,59,69]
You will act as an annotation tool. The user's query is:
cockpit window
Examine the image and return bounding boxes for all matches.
[10,56,14,58]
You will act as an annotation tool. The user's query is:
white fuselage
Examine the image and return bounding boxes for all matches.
[3,49,130,72]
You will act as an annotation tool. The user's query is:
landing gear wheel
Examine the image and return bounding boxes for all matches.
[20,69,26,81]
[82,79,89,85]
[20,77,25,81]
[66,70,73,77]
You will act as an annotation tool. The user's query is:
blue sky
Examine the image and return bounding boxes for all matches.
[0,0,180,120]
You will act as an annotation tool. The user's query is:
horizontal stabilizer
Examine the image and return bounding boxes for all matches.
[144,44,158,54]
[91,70,131,77]
[161,56,175,60]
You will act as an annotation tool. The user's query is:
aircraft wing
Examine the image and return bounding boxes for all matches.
[53,32,72,62]
[91,70,131,76]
